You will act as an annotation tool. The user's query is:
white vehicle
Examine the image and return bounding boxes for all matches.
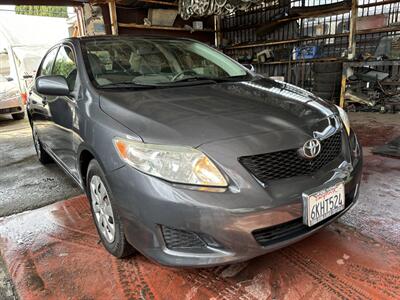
[0,13,71,120]
[0,74,24,120]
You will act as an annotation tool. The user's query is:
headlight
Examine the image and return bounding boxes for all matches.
[336,105,350,135]
[113,138,228,187]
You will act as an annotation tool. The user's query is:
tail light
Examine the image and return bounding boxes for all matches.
[21,93,27,104]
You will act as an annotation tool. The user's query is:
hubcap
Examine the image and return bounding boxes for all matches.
[32,126,41,157]
[90,175,115,243]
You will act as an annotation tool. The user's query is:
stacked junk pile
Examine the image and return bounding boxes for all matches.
[344,35,400,113]
[179,0,261,20]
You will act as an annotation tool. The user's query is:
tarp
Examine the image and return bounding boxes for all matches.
[0,13,70,91]
[0,13,69,47]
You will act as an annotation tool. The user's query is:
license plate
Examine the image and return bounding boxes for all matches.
[303,182,345,227]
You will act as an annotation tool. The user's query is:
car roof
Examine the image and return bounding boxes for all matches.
[62,35,197,44]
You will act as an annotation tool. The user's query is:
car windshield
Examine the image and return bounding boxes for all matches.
[82,38,249,88]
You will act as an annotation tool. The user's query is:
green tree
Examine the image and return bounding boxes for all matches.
[15,6,68,18]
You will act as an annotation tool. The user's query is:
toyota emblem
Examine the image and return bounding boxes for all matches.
[301,138,321,159]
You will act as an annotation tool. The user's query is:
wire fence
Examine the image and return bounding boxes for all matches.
[221,0,400,99]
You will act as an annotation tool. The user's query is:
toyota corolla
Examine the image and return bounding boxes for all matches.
[27,36,362,267]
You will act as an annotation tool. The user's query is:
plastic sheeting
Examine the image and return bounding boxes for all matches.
[0,13,69,89]
[0,14,69,48]
[0,194,399,300]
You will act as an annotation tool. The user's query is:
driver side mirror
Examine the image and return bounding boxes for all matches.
[242,64,255,73]
[36,75,70,96]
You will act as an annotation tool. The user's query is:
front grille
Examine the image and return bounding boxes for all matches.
[239,131,342,183]
[253,191,354,247]
[161,226,206,249]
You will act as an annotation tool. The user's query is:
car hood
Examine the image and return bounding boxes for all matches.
[99,78,337,147]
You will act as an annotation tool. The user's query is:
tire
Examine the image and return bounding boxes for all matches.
[32,124,53,164]
[86,159,135,258]
[313,62,342,73]
[12,111,25,120]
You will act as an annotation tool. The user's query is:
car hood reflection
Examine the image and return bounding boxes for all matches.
[99,78,336,147]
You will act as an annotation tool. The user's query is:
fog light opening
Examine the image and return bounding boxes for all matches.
[160,226,222,250]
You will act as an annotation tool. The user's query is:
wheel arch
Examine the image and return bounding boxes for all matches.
[78,145,101,191]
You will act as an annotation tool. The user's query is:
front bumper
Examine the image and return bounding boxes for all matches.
[106,131,363,267]
[0,95,24,114]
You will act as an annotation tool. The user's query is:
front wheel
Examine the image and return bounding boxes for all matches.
[86,159,135,258]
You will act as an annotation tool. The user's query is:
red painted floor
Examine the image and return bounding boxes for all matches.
[0,195,399,299]
[1,113,400,299]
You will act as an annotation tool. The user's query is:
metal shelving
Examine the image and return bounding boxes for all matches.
[219,0,400,101]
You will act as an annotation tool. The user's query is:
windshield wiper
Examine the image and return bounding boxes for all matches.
[170,76,218,84]
[99,82,160,89]
[171,74,252,84]
[217,74,252,82]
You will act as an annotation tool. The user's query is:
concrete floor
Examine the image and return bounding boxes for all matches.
[0,115,81,217]
[0,112,399,299]
[0,115,80,300]
[340,113,400,248]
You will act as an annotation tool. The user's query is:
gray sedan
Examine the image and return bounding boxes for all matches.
[27,36,362,267]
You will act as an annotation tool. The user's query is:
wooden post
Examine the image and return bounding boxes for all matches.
[75,6,86,36]
[348,0,357,60]
[339,63,347,108]
[214,15,222,49]
[108,0,118,35]
[340,0,357,107]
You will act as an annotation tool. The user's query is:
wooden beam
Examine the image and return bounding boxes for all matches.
[75,6,86,36]
[226,25,400,50]
[340,0,357,107]
[0,0,82,5]
[339,69,347,108]
[257,0,352,35]
[344,60,400,67]
[214,15,222,48]
[255,57,341,65]
[100,3,112,35]
[347,0,358,60]
[118,22,214,32]
[289,0,351,17]
[137,0,178,6]
[357,25,400,35]
[358,0,399,9]
[226,32,349,50]
[108,0,118,35]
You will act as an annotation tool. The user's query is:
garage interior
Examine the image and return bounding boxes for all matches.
[0,0,399,299]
